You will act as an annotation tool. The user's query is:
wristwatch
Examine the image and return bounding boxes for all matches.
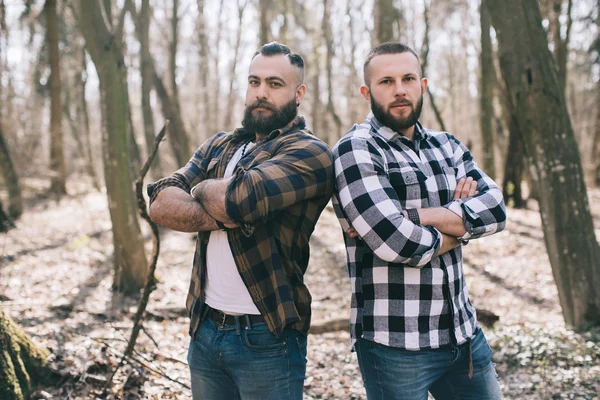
[406,208,420,225]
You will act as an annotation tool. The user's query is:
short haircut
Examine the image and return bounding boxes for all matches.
[253,41,305,83]
[363,42,422,85]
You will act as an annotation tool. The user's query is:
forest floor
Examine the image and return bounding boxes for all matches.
[1,177,600,399]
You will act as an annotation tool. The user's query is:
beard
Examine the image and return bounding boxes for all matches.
[242,98,298,134]
[370,92,423,133]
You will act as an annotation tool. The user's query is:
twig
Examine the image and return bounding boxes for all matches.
[103,121,169,394]
[96,337,190,389]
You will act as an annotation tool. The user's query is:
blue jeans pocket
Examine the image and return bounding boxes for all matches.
[241,323,287,355]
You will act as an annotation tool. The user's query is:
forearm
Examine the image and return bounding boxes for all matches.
[192,177,236,225]
[438,233,460,256]
[149,187,220,232]
[415,207,467,237]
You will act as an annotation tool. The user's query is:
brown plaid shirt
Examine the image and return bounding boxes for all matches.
[148,117,334,337]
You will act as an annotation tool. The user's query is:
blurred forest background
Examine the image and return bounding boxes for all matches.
[0,0,600,399]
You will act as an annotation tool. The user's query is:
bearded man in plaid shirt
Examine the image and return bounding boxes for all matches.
[332,42,506,399]
[148,42,334,400]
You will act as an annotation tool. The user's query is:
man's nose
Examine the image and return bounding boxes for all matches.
[394,82,407,97]
[256,83,268,100]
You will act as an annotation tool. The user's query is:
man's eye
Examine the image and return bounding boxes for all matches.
[270,82,282,87]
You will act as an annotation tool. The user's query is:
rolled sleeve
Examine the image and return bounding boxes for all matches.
[334,136,443,267]
[444,134,507,240]
[225,137,334,225]
[147,133,224,207]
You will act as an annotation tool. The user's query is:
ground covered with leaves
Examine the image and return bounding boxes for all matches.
[1,179,599,399]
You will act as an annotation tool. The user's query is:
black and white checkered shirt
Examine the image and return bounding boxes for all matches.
[332,113,506,350]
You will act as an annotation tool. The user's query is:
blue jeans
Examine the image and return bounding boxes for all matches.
[355,328,501,400]
[187,318,307,400]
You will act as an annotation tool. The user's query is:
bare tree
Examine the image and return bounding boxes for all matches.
[74,0,148,295]
[421,1,446,132]
[168,0,191,166]
[323,0,342,146]
[487,0,600,330]
[259,0,271,45]
[45,0,67,196]
[550,0,573,94]
[139,0,162,177]
[223,0,248,130]
[196,0,211,139]
[479,3,496,178]
[373,0,396,45]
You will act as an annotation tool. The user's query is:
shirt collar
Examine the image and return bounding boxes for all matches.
[367,112,428,142]
[232,116,306,143]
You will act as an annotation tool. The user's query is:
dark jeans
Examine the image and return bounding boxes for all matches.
[355,328,501,400]
[187,318,307,400]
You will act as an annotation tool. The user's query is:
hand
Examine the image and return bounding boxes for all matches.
[345,227,360,239]
[453,177,478,201]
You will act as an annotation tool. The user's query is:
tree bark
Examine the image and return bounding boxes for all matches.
[372,0,396,46]
[258,0,271,45]
[168,0,191,165]
[486,0,600,330]
[0,123,22,219]
[479,3,496,179]
[551,0,572,95]
[45,0,67,197]
[76,0,148,295]
[139,0,162,177]
[323,0,342,146]
[0,307,50,400]
[223,0,247,130]
[196,0,211,140]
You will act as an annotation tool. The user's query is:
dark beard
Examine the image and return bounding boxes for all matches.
[242,98,297,134]
[371,93,423,134]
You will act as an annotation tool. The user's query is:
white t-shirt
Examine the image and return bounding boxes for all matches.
[204,142,260,315]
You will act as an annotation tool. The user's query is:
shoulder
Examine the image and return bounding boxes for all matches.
[280,128,333,156]
[333,121,376,155]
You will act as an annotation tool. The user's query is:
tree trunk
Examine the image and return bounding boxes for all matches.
[196,0,211,140]
[258,0,271,45]
[223,0,247,130]
[0,125,22,219]
[45,0,67,197]
[551,0,572,95]
[373,0,396,46]
[323,0,342,146]
[76,0,147,295]
[75,47,101,190]
[502,127,526,209]
[139,0,162,177]
[310,27,322,140]
[487,0,600,330]
[0,308,50,400]
[479,3,496,179]
[168,0,191,165]
[594,0,600,187]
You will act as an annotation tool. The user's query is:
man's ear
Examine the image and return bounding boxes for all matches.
[296,84,307,105]
[420,77,428,94]
[360,85,371,102]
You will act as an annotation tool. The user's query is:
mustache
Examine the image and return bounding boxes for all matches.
[389,99,412,107]
[247,100,277,111]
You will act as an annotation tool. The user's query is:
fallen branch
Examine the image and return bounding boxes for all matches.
[309,318,349,335]
[103,121,168,394]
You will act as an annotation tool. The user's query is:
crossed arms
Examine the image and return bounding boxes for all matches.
[148,136,334,233]
[333,133,506,268]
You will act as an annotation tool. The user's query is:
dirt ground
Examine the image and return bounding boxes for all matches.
[1,178,599,399]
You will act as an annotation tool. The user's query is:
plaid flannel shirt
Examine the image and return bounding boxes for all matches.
[332,113,506,350]
[148,117,334,338]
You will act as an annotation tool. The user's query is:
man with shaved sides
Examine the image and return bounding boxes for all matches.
[332,42,506,399]
[148,42,334,399]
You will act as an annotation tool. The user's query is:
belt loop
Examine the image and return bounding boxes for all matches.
[234,316,241,335]
[244,314,252,330]
[468,338,473,379]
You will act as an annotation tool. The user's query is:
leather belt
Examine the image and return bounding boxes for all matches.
[207,306,264,328]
